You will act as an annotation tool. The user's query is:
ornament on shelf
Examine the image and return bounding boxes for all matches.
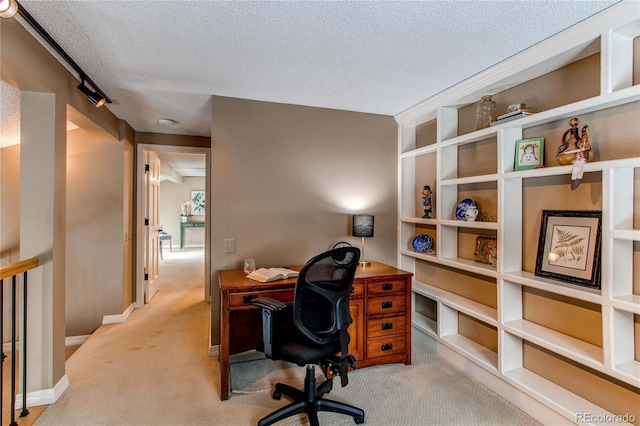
[475,95,498,130]
[555,118,594,190]
[421,185,432,219]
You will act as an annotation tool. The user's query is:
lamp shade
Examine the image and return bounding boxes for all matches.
[352,215,374,238]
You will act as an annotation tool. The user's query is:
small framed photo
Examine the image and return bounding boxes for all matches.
[514,137,544,171]
[535,210,602,289]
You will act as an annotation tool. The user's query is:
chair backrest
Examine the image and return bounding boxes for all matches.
[293,247,360,353]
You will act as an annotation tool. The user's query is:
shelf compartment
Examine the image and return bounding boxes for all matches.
[504,367,624,423]
[441,85,640,148]
[402,249,498,279]
[413,280,497,325]
[504,319,603,368]
[412,312,437,338]
[441,333,498,372]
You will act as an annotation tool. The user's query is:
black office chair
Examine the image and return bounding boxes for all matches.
[251,247,365,426]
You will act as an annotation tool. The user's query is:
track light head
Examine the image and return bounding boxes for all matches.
[0,0,18,19]
[77,79,106,107]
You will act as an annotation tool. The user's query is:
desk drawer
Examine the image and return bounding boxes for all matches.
[351,282,364,298]
[367,279,407,295]
[366,294,406,316]
[366,335,406,358]
[367,315,406,339]
[229,289,294,307]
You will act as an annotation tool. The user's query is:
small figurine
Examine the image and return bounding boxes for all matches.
[556,118,594,190]
[421,185,432,219]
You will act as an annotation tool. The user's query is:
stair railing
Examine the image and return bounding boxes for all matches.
[0,258,39,426]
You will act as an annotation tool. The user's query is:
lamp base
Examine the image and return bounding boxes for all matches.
[358,261,371,267]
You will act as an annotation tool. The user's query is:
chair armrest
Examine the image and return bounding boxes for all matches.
[250,297,289,359]
[250,297,286,311]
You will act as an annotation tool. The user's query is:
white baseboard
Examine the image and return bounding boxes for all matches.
[102,303,134,325]
[65,335,90,346]
[15,374,69,408]
[413,327,569,426]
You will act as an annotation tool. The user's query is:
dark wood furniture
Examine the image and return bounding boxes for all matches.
[218,261,412,400]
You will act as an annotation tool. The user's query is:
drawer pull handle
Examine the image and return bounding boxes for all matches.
[381,322,393,330]
[381,343,393,351]
[381,283,394,291]
[243,294,258,303]
[381,301,393,309]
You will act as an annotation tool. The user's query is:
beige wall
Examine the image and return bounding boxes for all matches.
[210,95,398,344]
[66,125,122,336]
[1,17,124,391]
[160,177,206,248]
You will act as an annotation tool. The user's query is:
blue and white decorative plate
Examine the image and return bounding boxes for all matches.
[412,234,433,253]
[455,198,476,220]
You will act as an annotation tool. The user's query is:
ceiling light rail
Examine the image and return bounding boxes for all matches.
[1,0,112,107]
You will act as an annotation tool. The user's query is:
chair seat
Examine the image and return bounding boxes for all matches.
[280,341,340,366]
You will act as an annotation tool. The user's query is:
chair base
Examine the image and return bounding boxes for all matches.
[258,365,364,426]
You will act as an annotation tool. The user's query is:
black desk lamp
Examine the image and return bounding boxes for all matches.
[352,215,374,266]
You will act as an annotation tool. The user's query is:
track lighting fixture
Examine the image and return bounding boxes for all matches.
[0,0,18,19]
[4,1,112,107]
[77,79,106,107]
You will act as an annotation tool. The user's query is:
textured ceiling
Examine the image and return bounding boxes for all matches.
[17,1,620,138]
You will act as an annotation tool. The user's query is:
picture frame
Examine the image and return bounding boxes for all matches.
[514,137,544,171]
[190,190,205,215]
[474,236,497,265]
[534,210,602,289]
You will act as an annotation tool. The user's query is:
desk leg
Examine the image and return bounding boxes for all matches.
[180,224,184,249]
[219,290,230,400]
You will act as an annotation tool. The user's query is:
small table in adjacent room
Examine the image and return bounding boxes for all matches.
[179,221,204,249]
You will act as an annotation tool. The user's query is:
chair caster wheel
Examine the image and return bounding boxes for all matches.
[272,390,281,400]
[354,416,364,424]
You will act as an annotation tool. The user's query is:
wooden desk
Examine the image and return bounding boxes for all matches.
[218,262,412,400]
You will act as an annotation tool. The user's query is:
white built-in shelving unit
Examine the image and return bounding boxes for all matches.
[396,2,639,424]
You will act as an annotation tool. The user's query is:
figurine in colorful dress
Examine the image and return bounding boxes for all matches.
[421,185,432,219]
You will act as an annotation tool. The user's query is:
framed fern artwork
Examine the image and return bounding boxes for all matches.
[535,210,602,289]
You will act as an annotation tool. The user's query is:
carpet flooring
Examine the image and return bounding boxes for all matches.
[34,248,540,425]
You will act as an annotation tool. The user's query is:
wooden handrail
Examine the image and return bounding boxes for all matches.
[0,258,40,280]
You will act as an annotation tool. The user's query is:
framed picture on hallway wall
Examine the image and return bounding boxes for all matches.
[190,190,205,216]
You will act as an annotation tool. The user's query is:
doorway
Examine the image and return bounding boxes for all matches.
[135,144,211,308]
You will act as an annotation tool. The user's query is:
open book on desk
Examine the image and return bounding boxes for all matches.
[247,267,299,283]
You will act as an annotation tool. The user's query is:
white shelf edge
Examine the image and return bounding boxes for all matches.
[413,280,497,325]
[401,249,498,279]
[503,156,640,180]
[503,319,603,367]
[441,334,498,371]
[439,219,499,230]
[399,217,437,225]
[501,270,602,305]
[440,173,498,186]
[610,294,640,315]
[412,312,437,338]
[614,360,640,388]
[399,143,437,159]
[503,368,630,425]
[611,228,640,241]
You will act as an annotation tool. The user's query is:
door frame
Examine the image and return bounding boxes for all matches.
[135,143,211,308]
